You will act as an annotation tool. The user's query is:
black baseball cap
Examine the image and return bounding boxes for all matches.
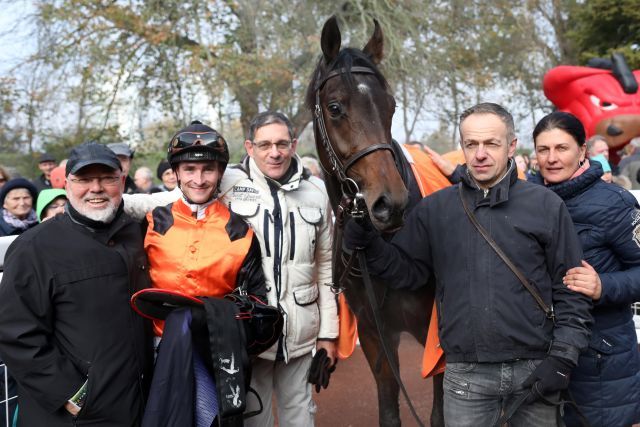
[66,142,122,176]
[39,152,56,163]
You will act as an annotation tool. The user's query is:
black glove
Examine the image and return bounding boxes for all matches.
[307,348,336,393]
[522,356,573,404]
[342,217,377,253]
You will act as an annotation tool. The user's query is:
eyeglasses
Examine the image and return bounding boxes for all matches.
[251,140,293,152]
[169,132,226,153]
[68,176,121,186]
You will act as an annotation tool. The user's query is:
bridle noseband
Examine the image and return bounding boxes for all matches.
[313,65,395,187]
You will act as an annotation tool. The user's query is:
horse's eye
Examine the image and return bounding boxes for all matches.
[327,102,342,117]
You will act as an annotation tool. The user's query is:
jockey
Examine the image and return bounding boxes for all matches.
[143,120,266,336]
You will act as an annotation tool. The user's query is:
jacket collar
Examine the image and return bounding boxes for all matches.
[544,162,603,200]
[244,155,305,192]
[65,200,132,244]
[460,159,518,208]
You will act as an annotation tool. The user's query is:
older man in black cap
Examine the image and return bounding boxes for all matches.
[0,141,153,426]
[32,152,57,194]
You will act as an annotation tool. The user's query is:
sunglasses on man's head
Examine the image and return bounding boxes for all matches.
[169,132,226,152]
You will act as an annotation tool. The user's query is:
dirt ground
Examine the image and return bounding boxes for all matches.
[314,334,435,427]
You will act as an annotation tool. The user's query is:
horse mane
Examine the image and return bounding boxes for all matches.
[305,47,389,111]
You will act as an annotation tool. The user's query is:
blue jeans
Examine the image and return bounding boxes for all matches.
[443,359,561,427]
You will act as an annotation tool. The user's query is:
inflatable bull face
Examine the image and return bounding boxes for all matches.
[543,54,640,163]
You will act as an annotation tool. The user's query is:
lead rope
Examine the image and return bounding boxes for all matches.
[346,191,425,427]
[355,249,425,427]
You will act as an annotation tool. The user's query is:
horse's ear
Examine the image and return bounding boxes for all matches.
[321,15,341,64]
[363,19,384,64]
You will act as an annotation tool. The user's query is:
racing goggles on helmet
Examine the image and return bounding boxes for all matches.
[168,131,226,154]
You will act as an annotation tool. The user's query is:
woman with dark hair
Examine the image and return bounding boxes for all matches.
[533,111,640,426]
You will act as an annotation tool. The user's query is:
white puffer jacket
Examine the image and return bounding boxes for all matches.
[122,156,338,362]
[222,156,337,361]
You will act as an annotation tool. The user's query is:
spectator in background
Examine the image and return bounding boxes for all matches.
[32,152,56,194]
[150,160,177,193]
[0,165,11,189]
[525,151,538,181]
[613,174,632,190]
[36,188,67,222]
[134,167,154,194]
[618,137,640,189]
[0,178,38,237]
[587,135,610,161]
[590,154,612,183]
[301,155,324,180]
[107,142,139,194]
[533,111,640,426]
[50,165,66,189]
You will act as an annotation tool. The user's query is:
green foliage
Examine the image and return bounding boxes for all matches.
[568,0,640,68]
[0,0,599,169]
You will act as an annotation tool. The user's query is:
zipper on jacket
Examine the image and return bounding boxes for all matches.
[269,182,286,361]
[263,210,271,257]
[289,212,295,261]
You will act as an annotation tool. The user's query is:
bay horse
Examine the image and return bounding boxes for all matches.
[305,16,445,427]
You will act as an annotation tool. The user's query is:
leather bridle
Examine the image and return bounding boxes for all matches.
[313,65,395,190]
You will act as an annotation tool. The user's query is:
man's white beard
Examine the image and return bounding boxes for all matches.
[70,193,119,223]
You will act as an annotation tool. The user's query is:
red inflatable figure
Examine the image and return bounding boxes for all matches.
[543,54,640,164]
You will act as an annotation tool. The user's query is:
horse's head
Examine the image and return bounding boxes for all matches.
[306,16,408,233]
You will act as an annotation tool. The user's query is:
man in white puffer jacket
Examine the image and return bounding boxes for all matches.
[228,111,337,426]
[123,112,338,426]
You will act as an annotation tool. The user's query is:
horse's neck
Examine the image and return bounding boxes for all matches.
[390,140,422,215]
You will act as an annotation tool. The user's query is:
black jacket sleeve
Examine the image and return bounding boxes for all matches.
[0,241,86,413]
[235,235,267,301]
[361,199,433,290]
[447,164,465,184]
[546,200,593,362]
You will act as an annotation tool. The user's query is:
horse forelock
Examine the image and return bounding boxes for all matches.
[305,48,389,111]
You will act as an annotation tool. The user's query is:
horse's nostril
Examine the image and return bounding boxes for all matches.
[371,196,392,223]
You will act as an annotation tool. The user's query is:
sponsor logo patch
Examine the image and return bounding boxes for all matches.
[633,224,640,248]
[233,186,259,194]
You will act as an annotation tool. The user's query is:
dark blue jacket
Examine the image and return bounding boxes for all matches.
[539,163,640,426]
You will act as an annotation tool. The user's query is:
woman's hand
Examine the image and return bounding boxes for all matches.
[563,260,602,300]
[423,146,456,177]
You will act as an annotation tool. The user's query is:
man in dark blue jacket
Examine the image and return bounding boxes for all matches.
[344,103,593,427]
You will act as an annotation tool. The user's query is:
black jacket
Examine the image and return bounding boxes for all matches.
[31,174,51,194]
[363,164,592,364]
[0,203,153,426]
